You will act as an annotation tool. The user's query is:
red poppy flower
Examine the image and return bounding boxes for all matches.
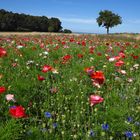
[89,47,94,54]
[0,47,7,57]
[42,65,52,73]
[132,55,139,60]
[89,95,104,106]
[9,105,27,118]
[62,41,66,45]
[63,55,72,61]
[81,41,86,46]
[0,86,6,94]
[97,52,102,56]
[116,42,120,46]
[106,43,109,46]
[115,60,124,67]
[90,71,105,85]
[133,45,138,48]
[106,56,110,60]
[77,54,83,58]
[70,38,75,42]
[38,75,45,81]
[125,42,130,46]
[54,45,59,50]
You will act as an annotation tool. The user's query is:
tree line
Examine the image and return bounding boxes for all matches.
[0,9,72,33]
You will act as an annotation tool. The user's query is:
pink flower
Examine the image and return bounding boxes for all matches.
[92,81,101,88]
[127,78,133,83]
[89,95,104,106]
[40,43,45,48]
[115,60,124,67]
[119,52,125,58]
[12,63,17,67]
[114,56,121,61]
[63,45,69,48]
[6,94,16,102]
[50,87,58,94]
[118,70,126,75]
[109,57,115,62]
[109,56,120,62]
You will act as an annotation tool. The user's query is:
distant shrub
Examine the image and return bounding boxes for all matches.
[63,29,72,33]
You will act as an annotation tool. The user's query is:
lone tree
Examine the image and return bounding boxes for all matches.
[96,10,122,34]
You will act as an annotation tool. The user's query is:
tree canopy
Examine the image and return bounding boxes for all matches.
[0,9,72,33]
[96,10,122,34]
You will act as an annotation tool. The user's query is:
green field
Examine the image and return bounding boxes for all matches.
[0,34,140,139]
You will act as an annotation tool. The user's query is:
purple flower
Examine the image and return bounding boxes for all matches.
[125,131,133,138]
[102,123,109,131]
[45,112,52,118]
[127,117,133,122]
[9,106,16,109]
[87,69,94,75]
[89,130,95,137]
[53,123,58,128]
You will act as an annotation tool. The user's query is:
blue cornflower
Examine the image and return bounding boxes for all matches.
[44,112,52,118]
[125,131,133,138]
[127,117,133,122]
[89,130,95,137]
[134,121,140,126]
[41,128,47,133]
[102,123,109,131]
[9,106,16,109]
[53,123,58,128]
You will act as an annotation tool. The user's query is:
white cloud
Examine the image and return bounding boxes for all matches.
[127,19,140,24]
[59,17,96,24]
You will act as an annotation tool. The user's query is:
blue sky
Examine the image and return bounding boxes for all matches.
[0,0,140,33]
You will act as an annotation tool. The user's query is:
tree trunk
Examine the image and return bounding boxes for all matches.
[107,27,109,34]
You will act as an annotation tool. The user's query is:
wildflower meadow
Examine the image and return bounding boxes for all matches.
[0,34,140,140]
